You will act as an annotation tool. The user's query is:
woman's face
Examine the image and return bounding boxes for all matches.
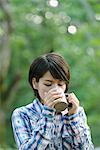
[33,71,66,100]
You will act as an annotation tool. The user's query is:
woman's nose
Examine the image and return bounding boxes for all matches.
[52,84,61,90]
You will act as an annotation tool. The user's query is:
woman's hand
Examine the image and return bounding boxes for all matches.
[67,92,79,115]
[43,88,64,108]
[43,89,79,116]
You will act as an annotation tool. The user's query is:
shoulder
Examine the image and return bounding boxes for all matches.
[12,103,31,120]
[12,100,39,121]
[78,106,85,113]
[78,106,86,114]
[78,106,87,121]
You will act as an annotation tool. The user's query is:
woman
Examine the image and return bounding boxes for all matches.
[12,53,94,150]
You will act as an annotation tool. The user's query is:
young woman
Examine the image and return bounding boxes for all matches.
[12,53,94,150]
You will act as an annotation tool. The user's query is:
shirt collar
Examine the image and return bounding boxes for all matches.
[32,98,44,114]
[32,98,56,117]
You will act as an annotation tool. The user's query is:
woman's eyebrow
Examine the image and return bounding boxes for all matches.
[44,80,52,82]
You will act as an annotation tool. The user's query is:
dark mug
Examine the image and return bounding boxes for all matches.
[54,93,69,113]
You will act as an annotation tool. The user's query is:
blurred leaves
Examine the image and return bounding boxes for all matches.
[0,0,100,148]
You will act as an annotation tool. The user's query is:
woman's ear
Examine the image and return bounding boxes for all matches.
[32,78,38,89]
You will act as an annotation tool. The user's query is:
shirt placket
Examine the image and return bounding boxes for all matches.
[54,115,63,150]
[49,123,55,150]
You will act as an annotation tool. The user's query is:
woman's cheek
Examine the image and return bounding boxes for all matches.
[38,90,44,99]
[38,89,47,99]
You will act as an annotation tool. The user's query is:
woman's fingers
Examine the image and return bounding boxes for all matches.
[44,91,63,107]
[43,90,79,114]
[67,93,79,115]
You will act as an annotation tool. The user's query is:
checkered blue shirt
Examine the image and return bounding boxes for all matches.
[12,98,94,150]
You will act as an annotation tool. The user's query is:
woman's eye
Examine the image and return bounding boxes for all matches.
[58,83,65,86]
[44,84,51,86]
[58,84,63,86]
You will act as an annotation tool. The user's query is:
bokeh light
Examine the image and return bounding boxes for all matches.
[67,25,77,34]
[26,14,43,24]
[95,14,100,21]
[45,11,53,19]
[48,0,59,7]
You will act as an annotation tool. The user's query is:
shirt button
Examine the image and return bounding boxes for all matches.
[58,142,61,148]
[50,143,53,147]
[57,125,59,128]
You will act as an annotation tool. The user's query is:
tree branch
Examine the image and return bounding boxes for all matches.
[0,0,12,80]
[0,0,13,33]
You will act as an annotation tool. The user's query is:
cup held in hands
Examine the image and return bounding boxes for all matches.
[54,93,68,113]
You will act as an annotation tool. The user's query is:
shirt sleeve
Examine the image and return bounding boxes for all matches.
[62,107,94,150]
[12,107,55,150]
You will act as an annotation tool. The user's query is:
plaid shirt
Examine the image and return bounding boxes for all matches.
[12,98,94,150]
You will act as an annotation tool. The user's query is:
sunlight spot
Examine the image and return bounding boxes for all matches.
[95,14,100,21]
[33,15,43,24]
[59,12,71,23]
[48,0,59,7]
[45,11,53,19]
[63,15,71,23]
[67,25,77,34]
[26,14,43,24]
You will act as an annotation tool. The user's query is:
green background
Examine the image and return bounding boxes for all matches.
[0,0,100,149]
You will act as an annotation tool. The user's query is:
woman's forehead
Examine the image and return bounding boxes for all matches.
[41,71,55,80]
[40,71,65,82]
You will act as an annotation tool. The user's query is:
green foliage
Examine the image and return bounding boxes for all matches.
[0,0,100,148]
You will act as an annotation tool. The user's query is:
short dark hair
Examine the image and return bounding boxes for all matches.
[28,53,70,97]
